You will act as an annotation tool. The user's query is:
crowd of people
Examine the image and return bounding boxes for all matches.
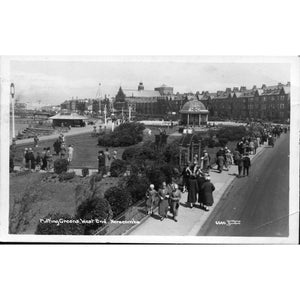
[144,164,216,222]
[143,122,289,223]
[9,133,75,173]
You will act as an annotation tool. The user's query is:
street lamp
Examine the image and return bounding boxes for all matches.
[10,83,15,139]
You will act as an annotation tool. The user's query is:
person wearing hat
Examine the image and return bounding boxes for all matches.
[187,164,198,208]
[97,150,106,175]
[145,184,158,215]
[22,148,28,170]
[201,150,211,173]
[225,148,233,170]
[158,181,170,221]
[242,153,251,176]
[200,174,215,211]
[67,144,74,163]
[112,150,117,161]
[216,149,225,173]
[170,183,181,222]
[28,148,36,171]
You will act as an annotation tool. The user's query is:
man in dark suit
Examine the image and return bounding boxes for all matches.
[242,153,251,176]
[97,151,106,175]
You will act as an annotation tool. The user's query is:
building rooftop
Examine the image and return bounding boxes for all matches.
[49,112,88,120]
[123,89,161,98]
[180,100,208,114]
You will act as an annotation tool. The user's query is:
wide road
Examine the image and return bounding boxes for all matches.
[198,133,289,237]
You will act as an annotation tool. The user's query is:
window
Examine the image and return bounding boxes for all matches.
[280,103,285,109]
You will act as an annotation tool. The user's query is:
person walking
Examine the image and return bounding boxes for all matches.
[197,172,206,209]
[41,148,47,170]
[28,148,36,171]
[67,144,74,164]
[22,148,28,170]
[187,166,198,208]
[201,151,210,173]
[253,139,258,154]
[181,164,190,193]
[217,154,225,173]
[60,143,67,159]
[104,148,111,175]
[97,150,106,176]
[45,147,52,171]
[34,135,39,148]
[225,148,233,170]
[145,184,158,216]
[158,181,170,221]
[236,153,244,178]
[200,174,215,211]
[249,140,255,155]
[170,183,181,222]
[243,153,251,176]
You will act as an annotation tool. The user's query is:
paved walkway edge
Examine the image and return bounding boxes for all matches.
[188,145,267,236]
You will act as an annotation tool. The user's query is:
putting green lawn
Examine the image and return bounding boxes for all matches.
[12,133,126,169]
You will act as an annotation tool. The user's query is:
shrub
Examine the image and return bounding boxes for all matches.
[54,158,68,174]
[122,142,157,162]
[76,196,113,234]
[218,137,229,147]
[122,146,140,161]
[98,122,145,147]
[217,126,247,142]
[59,171,76,181]
[126,174,150,204]
[145,166,167,190]
[35,213,84,235]
[110,159,128,177]
[104,186,132,218]
[163,139,180,164]
[81,168,89,177]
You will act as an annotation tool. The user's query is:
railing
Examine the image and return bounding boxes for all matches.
[94,197,157,236]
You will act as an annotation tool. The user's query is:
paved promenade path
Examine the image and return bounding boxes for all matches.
[128,143,268,236]
[14,120,114,146]
[199,133,290,237]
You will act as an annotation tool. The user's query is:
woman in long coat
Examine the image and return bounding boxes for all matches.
[201,151,210,173]
[196,172,206,208]
[145,184,158,215]
[158,182,170,221]
[201,175,215,211]
[187,165,198,208]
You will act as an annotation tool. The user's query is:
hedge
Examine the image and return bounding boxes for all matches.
[104,186,132,218]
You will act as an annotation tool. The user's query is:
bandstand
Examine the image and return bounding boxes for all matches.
[180,99,209,127]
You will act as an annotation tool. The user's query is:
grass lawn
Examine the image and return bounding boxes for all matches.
[13,133,126,169]
[12,126,182,169]
[12,126,238,169]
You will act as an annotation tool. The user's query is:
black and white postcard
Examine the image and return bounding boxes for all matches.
[0,56,299,243]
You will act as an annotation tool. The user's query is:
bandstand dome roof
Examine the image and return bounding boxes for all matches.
[180,100,208,114]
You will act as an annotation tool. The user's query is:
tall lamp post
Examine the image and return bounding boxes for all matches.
[10,83,15,139]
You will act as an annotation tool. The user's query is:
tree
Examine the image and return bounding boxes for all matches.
[76,102,86,115]
[76,196,113,234]
[125,174,150,204]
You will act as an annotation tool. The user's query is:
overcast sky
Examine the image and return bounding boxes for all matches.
[11,60,290,106]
